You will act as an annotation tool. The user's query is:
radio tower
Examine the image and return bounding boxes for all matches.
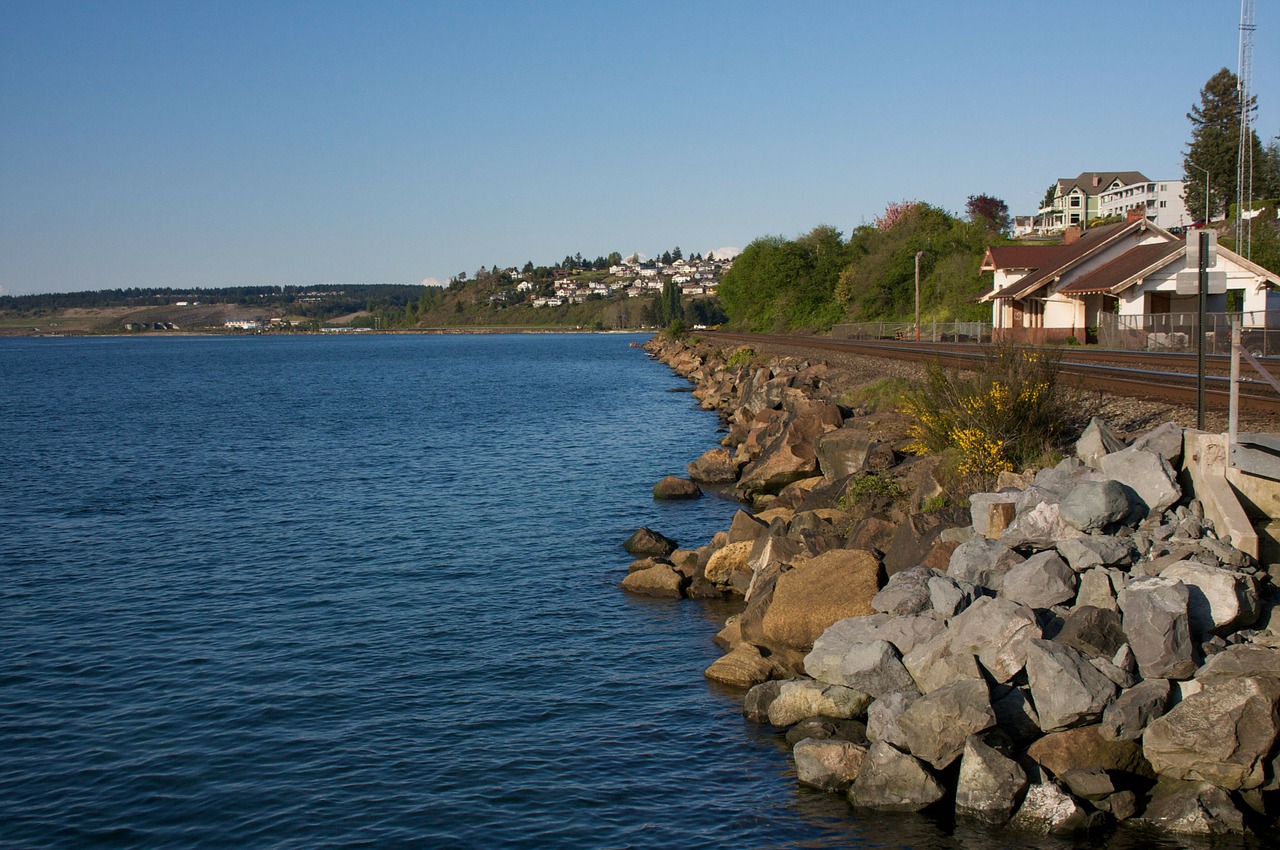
[1236,0,1256,258]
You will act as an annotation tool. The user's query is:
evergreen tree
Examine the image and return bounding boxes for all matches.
[1183,67,1264,222]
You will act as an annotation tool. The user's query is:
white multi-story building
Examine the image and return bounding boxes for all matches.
[1097,179,1191,230]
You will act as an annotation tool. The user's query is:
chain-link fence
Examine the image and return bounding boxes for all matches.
[1097,311,1280,355]
[830,321,992,343]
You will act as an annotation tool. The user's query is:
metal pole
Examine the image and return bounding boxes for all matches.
[1197,231,1208,429]
[914,251,923,342]
[1230,317,1241,445]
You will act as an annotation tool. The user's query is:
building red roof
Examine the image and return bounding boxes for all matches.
[1057,242,1184,295]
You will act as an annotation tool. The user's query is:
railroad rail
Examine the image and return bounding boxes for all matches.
[698,331,1280,417]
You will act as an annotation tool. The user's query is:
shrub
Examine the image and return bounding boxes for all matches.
[838,472,904,510]
[901,343,1066,489]
[726,346,756,367]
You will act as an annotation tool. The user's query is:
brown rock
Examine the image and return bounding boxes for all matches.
[620,564,688,598]
[653,475,702,500]
[704,541,754,588]
[687,447,742,484]
[704,644,776,689]
[761,548,884,652]
[1025,725,1154,779]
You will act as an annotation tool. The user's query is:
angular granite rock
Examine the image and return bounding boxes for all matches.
[896,678,995,769]
[1059,479,1131,533]
[793,737,868,792]
[1009,783,1106,835]
[1143,676,1280,791]
[1159,560,1260,637]
[1000,551,1078,610]
[1140,780,1247,835]
[1023,639,1117,732]
[1099,678,1172,741]
[1097,447,1181,517]
[955,735,1028,825]
[947,538,1025,593]
[802,638,919,698]
[1118,576,1198,680]
[847,741,945,812]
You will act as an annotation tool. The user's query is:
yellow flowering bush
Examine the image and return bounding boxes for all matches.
[901,344,1064,489]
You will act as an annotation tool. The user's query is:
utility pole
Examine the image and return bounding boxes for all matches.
[1237,0,1256,258]
[914,251,923,342]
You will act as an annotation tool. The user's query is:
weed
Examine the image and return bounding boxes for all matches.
[838,472,904,511]
[726,346,756,368]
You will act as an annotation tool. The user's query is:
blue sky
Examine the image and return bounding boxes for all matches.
[2,0,1276,296]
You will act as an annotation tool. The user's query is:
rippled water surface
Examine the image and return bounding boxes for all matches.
[0,334,1220,850]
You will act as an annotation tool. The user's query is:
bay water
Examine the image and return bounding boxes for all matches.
[0,334,1185,849]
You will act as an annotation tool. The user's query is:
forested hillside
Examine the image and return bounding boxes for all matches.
[717,201,1004,333]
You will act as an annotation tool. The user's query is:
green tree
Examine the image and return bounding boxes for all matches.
[1184,67,1265,222]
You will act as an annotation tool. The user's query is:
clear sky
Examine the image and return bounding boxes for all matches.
[2,0,1276,296]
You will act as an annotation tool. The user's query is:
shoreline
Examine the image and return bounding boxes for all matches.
[631,332,1280,841]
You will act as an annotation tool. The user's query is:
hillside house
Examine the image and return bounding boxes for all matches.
[1037,171,1149,232]
[1097,179,1190,230]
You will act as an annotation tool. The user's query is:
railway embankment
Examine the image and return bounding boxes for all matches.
[625,332,1280,839]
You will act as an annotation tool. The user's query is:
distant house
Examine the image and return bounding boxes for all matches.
[980,220,1280,342]
[1037,171,1149,232]
[1097,179,1191,230]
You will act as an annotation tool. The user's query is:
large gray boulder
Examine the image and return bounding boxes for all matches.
[1118,577,1198,680]
[896,678,995,769]
[1074,567,1123,611]
[1059,479,1131,533]
[1143,676,1280,790]
[1097,447,1181,517]
[928,573,978,617]
[902,633,985,694]
[871,566,936,616]
[947,538,1025,593]
[792,737,868,792]
[847,741,946,812]
[1139,781,1247,835]
[1196,644,1280,681]
[1023,639,1118,731]
[865,691,918,749]
[955,735,1029,825]
[1099,678,1172,741]
[946,596,1042,683]
[1054,605,1126,659]
[1159,560,1260,637]
[814,427,895,481]
[999,551,1078,610]
[802,638,919,697]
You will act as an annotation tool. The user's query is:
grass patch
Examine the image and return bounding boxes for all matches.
[842,377,911,413]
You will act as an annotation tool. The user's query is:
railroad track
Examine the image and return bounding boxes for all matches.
[698,331,1280,417]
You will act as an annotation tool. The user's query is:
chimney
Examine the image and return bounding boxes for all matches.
[1064,226,1082,245]
[1092,175,1101,187]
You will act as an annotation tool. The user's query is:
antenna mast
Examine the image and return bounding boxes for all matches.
[1236,0,1256,258]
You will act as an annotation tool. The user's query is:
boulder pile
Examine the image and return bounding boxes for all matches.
[625,335,1280,839]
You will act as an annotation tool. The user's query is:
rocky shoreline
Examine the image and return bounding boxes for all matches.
[624,333,1280,840]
